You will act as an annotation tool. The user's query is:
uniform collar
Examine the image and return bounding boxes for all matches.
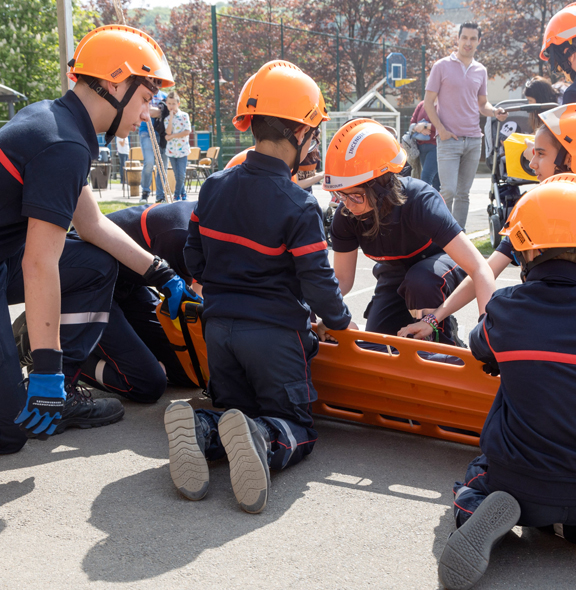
[59,90,100,160]
[244,149,293,179]
[526,259,576,285]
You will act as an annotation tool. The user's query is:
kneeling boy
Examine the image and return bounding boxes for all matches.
[165,61,352,513]
[439,174,576,589]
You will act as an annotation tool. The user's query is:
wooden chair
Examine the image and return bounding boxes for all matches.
[185,147,202,192]
[195,146,220,184]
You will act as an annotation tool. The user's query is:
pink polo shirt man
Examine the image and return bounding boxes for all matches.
[424,23,505,231]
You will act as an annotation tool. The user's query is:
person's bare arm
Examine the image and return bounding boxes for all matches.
[424,90,457,141]
[72,185,154,274]
[166,130,190,140]
[22,219,67,351]
[333,250,358,296]
[398,250,510,339]
[478,95,507,121]
[297,172,324,189]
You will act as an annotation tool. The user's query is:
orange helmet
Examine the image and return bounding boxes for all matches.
[225,146,298,182]
[68,25,174,88]
[323,118,407,191]
[500,173,576,251]
[541,3,576,61]
[232,60,329,132]
[68,25,173,143]
[539,104,576,172]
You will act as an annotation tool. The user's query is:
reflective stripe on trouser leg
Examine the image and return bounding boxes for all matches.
[95,359,106,386]
[60,311,110,325]
[267,417,297,465]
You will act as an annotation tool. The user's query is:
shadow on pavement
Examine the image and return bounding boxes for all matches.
[81,413,478,583]
[0,476,35,535]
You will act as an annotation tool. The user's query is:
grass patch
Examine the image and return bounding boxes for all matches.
[472,235,494,258]
[97,201,138,215]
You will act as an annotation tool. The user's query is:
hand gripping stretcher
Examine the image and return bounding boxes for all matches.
[157,300,499,447]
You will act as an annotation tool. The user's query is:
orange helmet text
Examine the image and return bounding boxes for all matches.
[323,119,406,191]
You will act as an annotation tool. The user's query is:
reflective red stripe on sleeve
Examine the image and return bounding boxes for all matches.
[483,321,576,365]
[190,211,199,223]
[140,203,161,248]
[199,226,287,256]
[364,239,433,261]
[289,241,328,256]
[0,148,23,184]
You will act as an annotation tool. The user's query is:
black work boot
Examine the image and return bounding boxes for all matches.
[55,382,125,434]
[446,315,467,348]
[438,491,520,590]
[12,311,33,372]
[164,401,210,501]
[218,409,271,514]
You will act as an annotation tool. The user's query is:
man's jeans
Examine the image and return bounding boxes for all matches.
[139,130,168,199]
[436,136,482,230]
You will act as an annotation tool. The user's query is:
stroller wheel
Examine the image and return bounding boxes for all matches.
[489,214,502,248]
[323,206,334,248]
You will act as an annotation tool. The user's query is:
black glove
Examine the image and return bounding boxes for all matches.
[482,360,500,377]
[143,257,202,319]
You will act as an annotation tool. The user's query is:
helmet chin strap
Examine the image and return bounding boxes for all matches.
[87,77,160,144]
[549,42,576,81]
[516,247,567,282]
[263,116,315,175]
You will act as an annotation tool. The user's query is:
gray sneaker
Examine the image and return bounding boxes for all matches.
[218,409,270,514]
[438,491,520,590]
[164,401,209,501]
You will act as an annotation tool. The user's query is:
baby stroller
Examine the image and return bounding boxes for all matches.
[484,99,558,247]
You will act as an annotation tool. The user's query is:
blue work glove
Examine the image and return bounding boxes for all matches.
[14,373,66,438]
[143,256,202,320]
[160,276,203,320]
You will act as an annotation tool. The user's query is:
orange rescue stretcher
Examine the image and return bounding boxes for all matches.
[157,301,500,447]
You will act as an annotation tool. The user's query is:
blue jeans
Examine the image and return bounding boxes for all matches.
[198,317,319,470]
[169,156,187,200]
[436,136,482,230]
[139,130,168,199]
[118,153,128,184]
[418,142,440,191]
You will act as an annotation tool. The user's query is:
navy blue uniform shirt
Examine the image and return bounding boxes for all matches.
[562,79,576,104]
[184,150,351,331]
[495,236,518,265]
[0,91,98,260]
[471,259,576,505]
[331,176,461,277]
[107,201,195,283]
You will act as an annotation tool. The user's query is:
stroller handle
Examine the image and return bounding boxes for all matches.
[499,102,559,114]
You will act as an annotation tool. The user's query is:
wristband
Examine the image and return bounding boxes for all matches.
[421,314,440,343]
[31,349,63,374]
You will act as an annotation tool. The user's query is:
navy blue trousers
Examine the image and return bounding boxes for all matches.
[197,317,319,471]
[453,454,576,534]
[366,253,466,345]
[1,238,117,454]
[80,284,194,402]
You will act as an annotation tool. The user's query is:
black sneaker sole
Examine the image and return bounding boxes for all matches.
[438,491,520,590]
[54,407,125,434]
[164,401,209,501]
[218,409,269,514]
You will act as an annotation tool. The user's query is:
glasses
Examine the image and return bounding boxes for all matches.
[334,191,365,205]
[307,138,319,153]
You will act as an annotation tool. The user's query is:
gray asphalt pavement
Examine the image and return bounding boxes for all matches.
[3,175,575,589]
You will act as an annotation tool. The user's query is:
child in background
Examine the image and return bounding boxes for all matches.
[164,91,191,201]
[116,135,129,186]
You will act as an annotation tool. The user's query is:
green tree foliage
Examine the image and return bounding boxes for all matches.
[0,0,96,120]
[470,0,566,89]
